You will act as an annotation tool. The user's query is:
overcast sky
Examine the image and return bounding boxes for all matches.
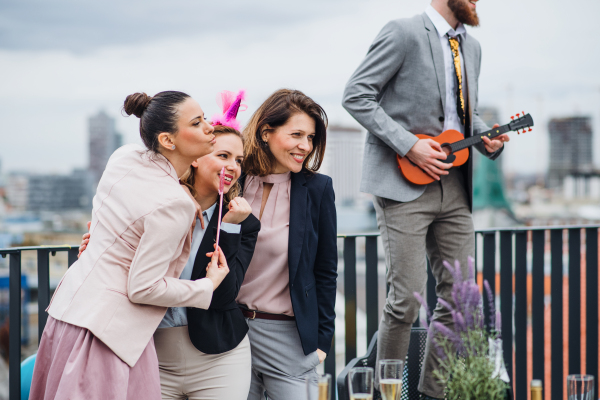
[1,0,599,175]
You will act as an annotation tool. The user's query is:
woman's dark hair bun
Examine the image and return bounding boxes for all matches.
[123,92,153,118]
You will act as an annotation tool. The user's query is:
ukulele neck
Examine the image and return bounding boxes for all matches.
[449,124,511,153]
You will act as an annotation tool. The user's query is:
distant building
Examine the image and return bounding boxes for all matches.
[27,170,94,212]
[5,173,29,212]
[89,111,123,185]
[548,116,593,188]
[320,125,365,206]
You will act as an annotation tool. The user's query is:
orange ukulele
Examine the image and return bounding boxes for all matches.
[396,113,534,185]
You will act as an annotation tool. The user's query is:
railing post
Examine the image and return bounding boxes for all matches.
[499,231,513,384]
[324,336,336,384]
[568,228,581,374]
[550,229,563,400]
[37,249,50,342]
[514,231,528,400]
[68,248,79,267]
[482,232,496,330]
[531,230,545,384]
[365,236,378,344]
[9,252,21,400]
[343,237,357,364]
[585,228,598,397]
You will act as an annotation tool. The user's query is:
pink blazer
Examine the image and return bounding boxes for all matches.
[47,144,214,367]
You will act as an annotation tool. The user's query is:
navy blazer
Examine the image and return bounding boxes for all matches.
[240,170,338,355]
[187,209,260,354]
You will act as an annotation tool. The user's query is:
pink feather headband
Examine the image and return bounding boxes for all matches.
[211,89,247,130]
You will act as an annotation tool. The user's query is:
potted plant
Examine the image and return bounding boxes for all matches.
[415,258,511,400]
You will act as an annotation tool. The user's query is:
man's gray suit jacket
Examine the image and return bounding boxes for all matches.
[342,13,502,208]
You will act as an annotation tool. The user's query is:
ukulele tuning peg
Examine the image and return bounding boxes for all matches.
[528,128,532,132]
[511,116,515,120]
[516,113,520,118]
[522,111,525,116]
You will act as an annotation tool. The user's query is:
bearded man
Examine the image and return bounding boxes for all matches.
[342,0,509,398]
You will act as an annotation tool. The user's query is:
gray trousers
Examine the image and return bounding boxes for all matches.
[246,318,320,400]
[373,169,474,399]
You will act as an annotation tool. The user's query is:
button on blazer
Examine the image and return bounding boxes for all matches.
[47,144,214,367]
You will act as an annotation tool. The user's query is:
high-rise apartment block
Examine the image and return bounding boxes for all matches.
[320,125,365,206]
[89,111,123,184]
[548,116,593,188]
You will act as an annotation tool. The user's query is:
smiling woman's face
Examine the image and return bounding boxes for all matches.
[192,133,244,196]
[264,112,315,174]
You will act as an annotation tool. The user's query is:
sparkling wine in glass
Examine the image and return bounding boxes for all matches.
[317,374,331,400]
[349,367,374,400]
[378,359,404,400]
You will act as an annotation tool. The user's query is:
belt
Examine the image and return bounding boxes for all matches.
[242,309,295,321]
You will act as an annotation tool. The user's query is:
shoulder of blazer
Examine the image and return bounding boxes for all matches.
[303,171,332,192]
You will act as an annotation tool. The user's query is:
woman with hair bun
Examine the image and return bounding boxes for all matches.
[30,91,231,400]
[236,89,338,400]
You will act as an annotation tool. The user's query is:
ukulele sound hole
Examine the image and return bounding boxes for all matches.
[441,143,455,164]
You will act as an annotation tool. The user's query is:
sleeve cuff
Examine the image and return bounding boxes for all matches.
[221,222,241,234]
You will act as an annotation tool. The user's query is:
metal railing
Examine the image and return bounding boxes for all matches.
[2,224,599,400]
[333,225,600,400]
[0,245,78,400]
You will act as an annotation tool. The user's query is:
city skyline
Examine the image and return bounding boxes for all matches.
[1,0,599,176]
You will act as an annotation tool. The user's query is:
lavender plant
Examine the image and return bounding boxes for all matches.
[415,258,509,400]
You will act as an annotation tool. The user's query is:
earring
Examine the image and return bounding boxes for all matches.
[171,145,176,150]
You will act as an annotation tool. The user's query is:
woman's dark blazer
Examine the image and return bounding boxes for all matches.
[186,208,260,354]
[239,170,338,356]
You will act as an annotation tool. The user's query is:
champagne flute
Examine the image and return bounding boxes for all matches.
[306,374,331,400]
[378,359,404,400]
[349,367,374,400]
[318,374,331,400]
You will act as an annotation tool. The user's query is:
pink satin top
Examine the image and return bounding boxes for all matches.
[236,172,294,316]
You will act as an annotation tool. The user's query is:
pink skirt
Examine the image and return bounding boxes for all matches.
[30,316,161,400]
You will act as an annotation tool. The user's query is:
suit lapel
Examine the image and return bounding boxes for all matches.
[461,34,476,137]
[423,13,446,113]
[190,210,220,281]
[288,172,307,286]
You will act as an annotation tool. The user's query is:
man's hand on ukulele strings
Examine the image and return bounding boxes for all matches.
[406,138,452,181]
[481,124,510,153]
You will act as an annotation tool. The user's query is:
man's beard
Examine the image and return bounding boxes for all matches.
[448,0,480,27]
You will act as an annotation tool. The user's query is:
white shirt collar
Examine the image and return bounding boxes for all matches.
[201,201,218,222]
[425,5,466,39]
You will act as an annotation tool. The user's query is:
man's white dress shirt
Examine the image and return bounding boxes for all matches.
[425,5,467,135]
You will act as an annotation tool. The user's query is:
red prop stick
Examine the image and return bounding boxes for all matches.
[215,166,226,250]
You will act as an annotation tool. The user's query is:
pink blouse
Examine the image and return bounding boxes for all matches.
[236,172,294,316]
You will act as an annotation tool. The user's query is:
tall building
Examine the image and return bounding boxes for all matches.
[88,111,123,184]
[320,125,365,206]
[548,116,593,188]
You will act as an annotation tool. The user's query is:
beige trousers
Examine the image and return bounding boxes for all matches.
[154,326,251,400]
[373,169,475,399]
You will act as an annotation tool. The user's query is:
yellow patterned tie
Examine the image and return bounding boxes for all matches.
[448,36,466,126]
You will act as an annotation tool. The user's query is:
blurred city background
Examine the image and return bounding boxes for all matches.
[1,0,599,396]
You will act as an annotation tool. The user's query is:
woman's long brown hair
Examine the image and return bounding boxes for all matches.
[242,89,327,176]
